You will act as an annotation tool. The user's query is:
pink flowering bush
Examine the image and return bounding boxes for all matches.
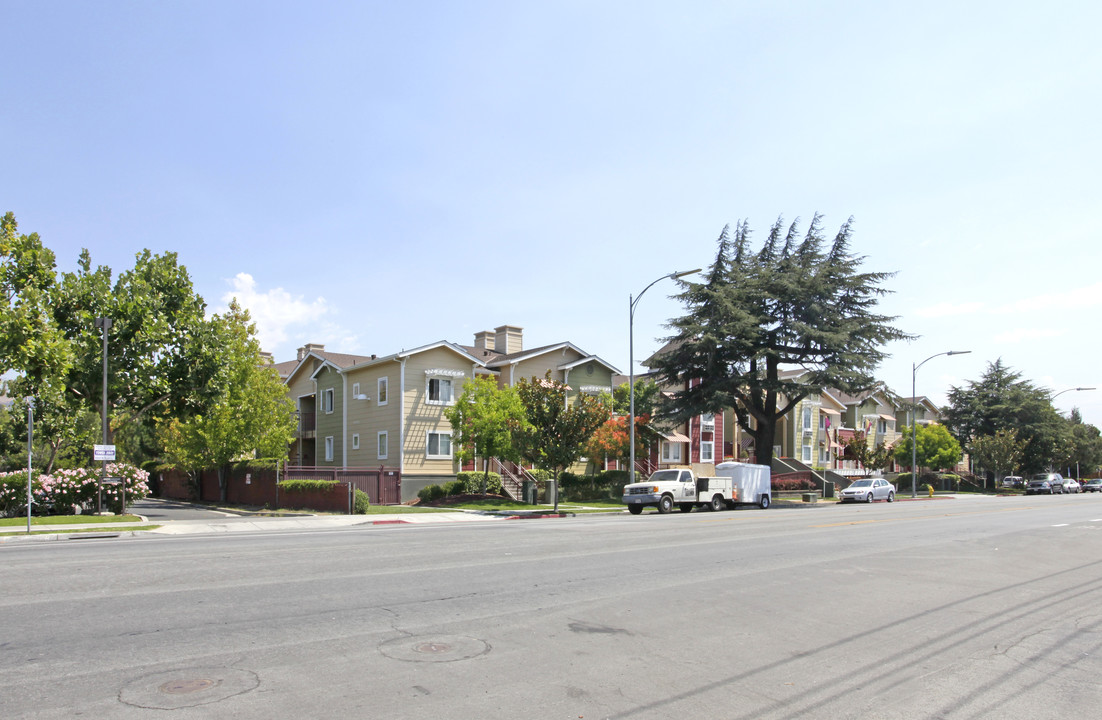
[0,464,149,516]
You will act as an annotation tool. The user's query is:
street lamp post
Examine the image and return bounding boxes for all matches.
[1051,387,1095,481]
[95,317,112,514]
[629,268,701,485]
[25,397,34,534]
[911,350,971,498]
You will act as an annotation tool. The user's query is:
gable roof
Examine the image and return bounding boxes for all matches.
[343,340,484,373]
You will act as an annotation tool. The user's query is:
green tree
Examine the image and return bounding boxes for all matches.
[513,372,610,511]
[445,375,530,495]
[652,217,910,468]
[942,360,1069,473]
[158,301,296,501]
[969,429,1025,487]
[893,423,963,474]
[844,433,894,476]
[1059,409,1102,479]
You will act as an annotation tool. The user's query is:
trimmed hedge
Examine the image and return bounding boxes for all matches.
[280,478,340,493]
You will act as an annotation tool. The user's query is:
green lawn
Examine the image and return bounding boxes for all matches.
[1,525,162,536]
[0,514,144,527]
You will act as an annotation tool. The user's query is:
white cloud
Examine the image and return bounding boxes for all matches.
[993,281,1102,315]
[219,273,331,352]
[992,327,1066,344]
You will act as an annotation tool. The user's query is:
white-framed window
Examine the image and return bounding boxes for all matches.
[352,382,360,398]
[819,413,826,431]
[352,433,360,450]
[802,444,812,463]
[802,406,812,431]
[700,441,714,463]
[701,413,715,430]
[323,388,334,414]
[819,446,829,464]
[427,377,453,405]
[324,436,334,461]
[378,377,388,406]
[377,431,388,460]
[877,419,888,434]
[661,441,682,463]
[427,431,452,459]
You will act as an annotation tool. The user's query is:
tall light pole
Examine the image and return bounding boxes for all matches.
[1052,387,1095,481]
[25,396,34,534]
[95,317,111,514]
[912,350,971,498]
[629,268,701,484]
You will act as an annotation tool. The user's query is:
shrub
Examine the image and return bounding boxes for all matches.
[772,477,817,492]
[528,468,552,482]
[457,471,502,495]
[418,484,446,503]
[280,478,340,493]
[443,479,465,496]
[353,489,370,514]
[0,471,40,518]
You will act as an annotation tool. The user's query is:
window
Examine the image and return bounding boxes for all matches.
[352,382,360,398]
[819,446,829,464]
[378,377,388,406]
[802,444,812,462]
[323,388,334,414]
[352,433,360,450]
[427,377,453,405]
[324,436,334,461]
[802,406,812,431]
[661,441,682,463]
[427,431,452,459]
[377,431,388,460]
[819,413,826,431]
[877,419,887,434]
[700,441,714,463]
[701,413,715,430]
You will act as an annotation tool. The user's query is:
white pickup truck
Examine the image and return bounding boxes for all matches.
[622,462,772,515]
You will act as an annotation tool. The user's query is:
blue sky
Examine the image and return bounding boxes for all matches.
[4,1,1101,426]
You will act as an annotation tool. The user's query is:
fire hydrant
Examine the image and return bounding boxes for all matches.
[928,484,934,498]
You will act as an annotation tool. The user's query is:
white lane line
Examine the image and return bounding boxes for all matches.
[1052,523,1070,527]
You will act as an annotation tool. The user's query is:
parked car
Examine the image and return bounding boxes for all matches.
[1025,473,1064,495]
[1061,477,1082,493]
[1001,475,1024,489]
[840,477,895,503]
[1083,479,1102,493]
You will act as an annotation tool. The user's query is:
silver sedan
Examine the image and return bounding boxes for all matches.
[839,478,895,503]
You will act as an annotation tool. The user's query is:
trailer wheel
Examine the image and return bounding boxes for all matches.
[759,494,770,510]
[658,495,674,514]
[628,504,643,515]
[710,495,725,512]
[679,503,693,513]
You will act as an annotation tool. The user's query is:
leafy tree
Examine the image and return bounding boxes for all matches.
[844,433,894,476]
[612,378,661,416]
[652,217,910,468]
[970,429,1025,486]
[158,301,296,501]
[513,372,609,511]
[1059,409,1102,479]
[444,376,530,495]
[893,423,963,474]
[584,413,661,469]
[942,360,1069,473]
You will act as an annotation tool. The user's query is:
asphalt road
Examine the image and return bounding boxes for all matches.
[3,494,1102,719]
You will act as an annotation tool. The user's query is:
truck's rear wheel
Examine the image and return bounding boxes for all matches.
[628,505,643,515]
[710,495,725,512]
[759,494,770,509]
[658,495,673,514]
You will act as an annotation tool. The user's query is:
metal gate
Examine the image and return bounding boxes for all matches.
[284,466,402,506]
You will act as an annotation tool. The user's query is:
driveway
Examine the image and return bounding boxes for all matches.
[129,497,245,522]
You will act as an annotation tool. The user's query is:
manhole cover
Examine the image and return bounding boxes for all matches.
[119,667,258,710]
[160,678,220,694]
[379,634,491,663]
